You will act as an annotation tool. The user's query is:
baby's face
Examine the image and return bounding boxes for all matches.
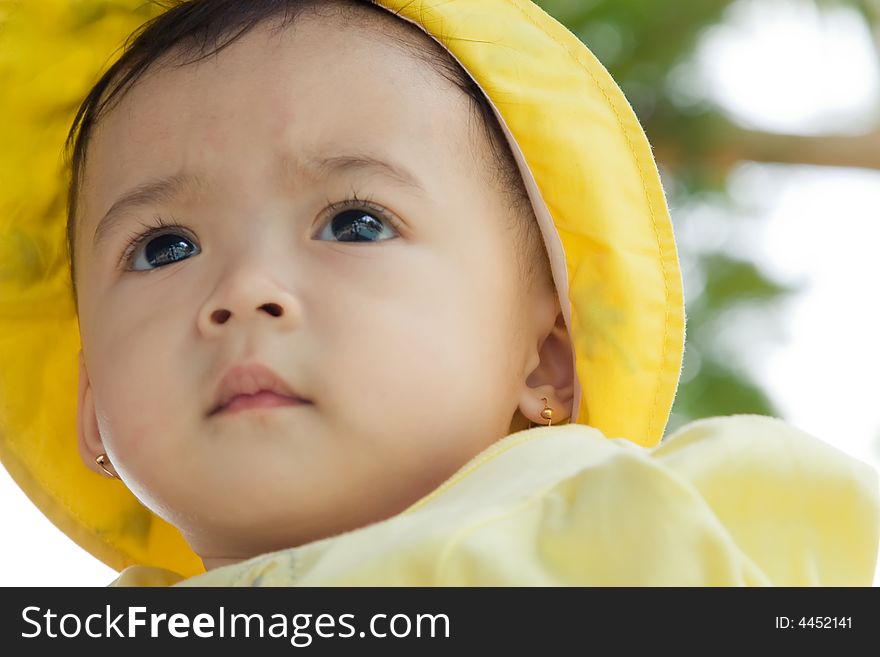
[74,9,555,564]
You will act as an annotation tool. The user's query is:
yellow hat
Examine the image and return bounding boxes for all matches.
[0,0,684,577]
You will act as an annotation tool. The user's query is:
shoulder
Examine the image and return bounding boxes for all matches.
[435,417,879,585]
[653,413,879,497]
[649,414,880,585]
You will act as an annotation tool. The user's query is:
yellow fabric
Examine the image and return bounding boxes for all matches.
[107,416,879,587]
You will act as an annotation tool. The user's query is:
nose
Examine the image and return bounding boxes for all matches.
[197,266,302,337]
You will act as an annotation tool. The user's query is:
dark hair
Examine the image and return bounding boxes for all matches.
[64,0,552,308]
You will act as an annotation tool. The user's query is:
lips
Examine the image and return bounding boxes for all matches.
[209,362,309,416]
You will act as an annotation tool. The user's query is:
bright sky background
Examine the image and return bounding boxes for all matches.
[2,0,879,586]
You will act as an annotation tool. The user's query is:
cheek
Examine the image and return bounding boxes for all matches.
[85,298,194,464]
[89,331,198,519]
[317,260,516,428]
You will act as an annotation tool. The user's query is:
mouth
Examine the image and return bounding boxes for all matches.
[209,362,311,417]
[209,391,309,416]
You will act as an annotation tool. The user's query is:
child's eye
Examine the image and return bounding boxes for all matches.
[313,197,401,243]
[122,216,199,272]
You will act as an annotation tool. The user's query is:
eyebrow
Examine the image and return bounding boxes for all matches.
[92,152,426,247]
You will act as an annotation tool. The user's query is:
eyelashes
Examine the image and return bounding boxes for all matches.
[315,190,402,243]
[119,213,191,270]
[116,190,403,272]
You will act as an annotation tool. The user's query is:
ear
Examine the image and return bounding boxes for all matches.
[516,310,575,426]
[76,349,116,478]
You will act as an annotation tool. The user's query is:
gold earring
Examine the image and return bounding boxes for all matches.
[96,454,119,479]
[529,397,554,428]
[540,397,553,426]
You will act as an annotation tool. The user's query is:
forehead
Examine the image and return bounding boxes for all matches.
[78,7,482,247]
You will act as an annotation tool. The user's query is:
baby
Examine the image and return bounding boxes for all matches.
[1,0,877,586]
[71,0,569,574]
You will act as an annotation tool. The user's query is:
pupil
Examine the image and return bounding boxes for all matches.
[332,210,383,241]
[146,234,195,266]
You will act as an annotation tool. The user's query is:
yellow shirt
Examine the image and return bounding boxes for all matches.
[109,414,879,586]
